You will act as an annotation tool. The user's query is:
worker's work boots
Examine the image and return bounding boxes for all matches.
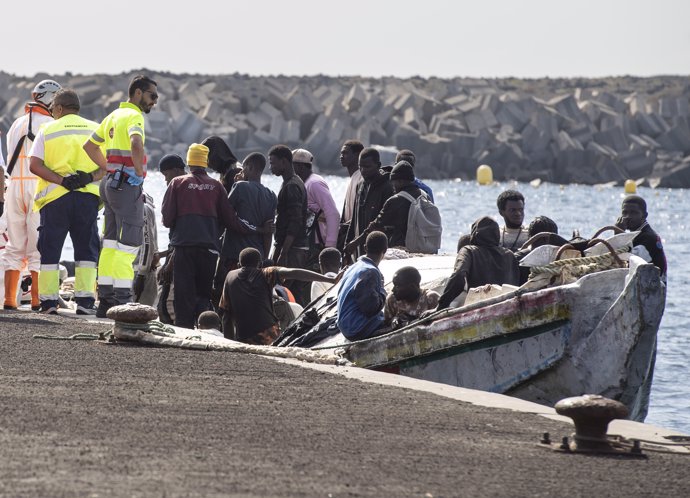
[3,269,20,310]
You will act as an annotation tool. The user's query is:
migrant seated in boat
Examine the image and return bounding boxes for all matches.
[336,231,388,340]
[515,216,567,285]
[437,217,519,310]
[384,266,439,329]
[616,195,667,281]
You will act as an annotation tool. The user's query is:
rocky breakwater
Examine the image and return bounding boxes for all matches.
[1,71,689,187]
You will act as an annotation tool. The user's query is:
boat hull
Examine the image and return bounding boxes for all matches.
[318,261,664,422]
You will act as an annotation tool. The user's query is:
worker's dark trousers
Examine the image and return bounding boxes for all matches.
[37,192,99,309]
[172,246,218,328]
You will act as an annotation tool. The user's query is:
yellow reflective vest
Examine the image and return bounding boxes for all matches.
[88,101,147,177]
[34,114,101,211]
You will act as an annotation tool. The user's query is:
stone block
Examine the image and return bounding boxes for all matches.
[304,127,329,153]
[258,101,282,120]
[199,99,224,122]
[650,159,690,188]
[178,80,205,111]
[247,129,280,150]
[521,124,550,153]
[626,93,649,115]
[495,100,529,132]
[556,130,583,151]
[73,84,102,105]
[493,125,521,144]
[172,108,205,145]
[219,93,242,114]
[283,120,301,144]
[548,94,586,122]
[553,149,596,184]
[477,143,525,180]
[567,123,594,146]
[403,107,427,133]
[592,154,627,183]
[264,85,288,110]
[656,124,690,153]
[464,108,498,133]
[586,141,618,159]
[635,112,668,138]
[593,126,629,152]
[245,110,272,131]
[591,91,626,113]
[343,84,368,112]
[658,97,689,118]
[145,111,173,143]
[619,148,655,177]
[456,98,482,114]
[444,93,469,107]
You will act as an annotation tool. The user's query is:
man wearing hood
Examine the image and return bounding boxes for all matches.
[437,217,519,310]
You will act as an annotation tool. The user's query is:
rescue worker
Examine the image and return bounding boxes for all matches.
[3,79,61,310]
[28,89,105,314]
[83,75,158,317]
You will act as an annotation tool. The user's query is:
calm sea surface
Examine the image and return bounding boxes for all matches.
[67,172,689,434]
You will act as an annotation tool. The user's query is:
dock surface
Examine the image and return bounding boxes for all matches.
[1,311,688,497]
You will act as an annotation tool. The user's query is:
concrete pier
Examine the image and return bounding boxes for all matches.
[1,310,688,497]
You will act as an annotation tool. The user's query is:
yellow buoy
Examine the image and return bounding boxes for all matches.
[477,164,493,185]
[624,179,637,194]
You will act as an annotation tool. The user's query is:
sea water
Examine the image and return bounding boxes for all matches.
[65,172,690,434]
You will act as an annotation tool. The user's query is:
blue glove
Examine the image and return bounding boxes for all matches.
[126,172,144,186]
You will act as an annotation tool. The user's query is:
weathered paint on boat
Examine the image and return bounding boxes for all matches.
[313,258,664,422]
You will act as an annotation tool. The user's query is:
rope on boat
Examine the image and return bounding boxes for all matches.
[112,320,353,366]
[530,246,629,277]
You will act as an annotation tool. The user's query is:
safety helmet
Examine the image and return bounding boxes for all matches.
[32,79,62,106]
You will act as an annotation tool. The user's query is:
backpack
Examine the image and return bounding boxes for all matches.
[397,191,442,254]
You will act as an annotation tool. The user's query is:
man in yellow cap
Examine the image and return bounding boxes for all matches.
[161,143,261,328]
[83,75,158,316]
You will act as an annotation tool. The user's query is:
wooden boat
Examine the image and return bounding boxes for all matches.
[296,251,665,422]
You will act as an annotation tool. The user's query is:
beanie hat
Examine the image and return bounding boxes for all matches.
[158,153,186,173]
[292,148,314,165]
[390,160,415,182]
[187,143,209,168]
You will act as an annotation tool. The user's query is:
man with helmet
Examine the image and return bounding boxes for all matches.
[83,74,158,317]
[2,79,61,310]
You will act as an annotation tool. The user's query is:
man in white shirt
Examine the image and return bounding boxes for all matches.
[497,189,529,252]
[310,247,342,302]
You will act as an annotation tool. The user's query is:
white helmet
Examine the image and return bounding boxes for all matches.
[32,79,62,106]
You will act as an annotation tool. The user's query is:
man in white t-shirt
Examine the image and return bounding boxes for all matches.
[497,189,529,252]
[310,247,342,302]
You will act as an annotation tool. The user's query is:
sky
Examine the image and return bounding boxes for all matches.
[2,0,689,79]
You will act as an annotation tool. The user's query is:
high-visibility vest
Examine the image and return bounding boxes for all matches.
[88,101,147,178]
[34,114,101,211]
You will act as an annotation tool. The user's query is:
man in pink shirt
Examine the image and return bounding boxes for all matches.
[292,149,340,269]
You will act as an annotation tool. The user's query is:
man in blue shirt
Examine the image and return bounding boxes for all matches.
[336,231,388,340]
